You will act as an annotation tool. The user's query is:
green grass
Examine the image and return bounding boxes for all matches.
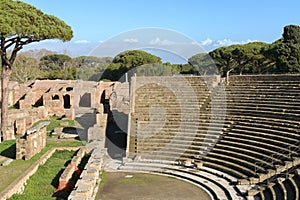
[99,171,106,189]
[95,171,106,200]
[0,139,82,193]
[0,140,16,156]
[31,116,76,132]
[9,150,75,200]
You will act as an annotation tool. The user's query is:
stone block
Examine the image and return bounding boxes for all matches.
[60,122,69,126]
[2,159,13,166]
[87,125,104,142]
[65,109,75,120]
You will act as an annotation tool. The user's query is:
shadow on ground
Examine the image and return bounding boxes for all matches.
[0,143,16,159]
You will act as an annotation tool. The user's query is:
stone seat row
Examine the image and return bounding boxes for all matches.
[229,114,300,129]
[221,101,300,110]
[118,160,240,200]
[135,96,208,102]
[220,95,300,103]
[136,119,230,128]
[136,122,226,131]
[213,103,300,116]
[226,88,300,94]
[224,108,300,120]
[215,143,282,167]
[134,104,206,110]
[226,130,299,150]
[229,80,300,85]
[254,170,300,199]
[224,104,300,114]
[230,124,300,142]
[222,135,296,158]
[218,140,291,163]
[203,148,297,180]
[233,120,300,137]
[226,86,300,92]
[134,84,208,91]
[134,93,209,99]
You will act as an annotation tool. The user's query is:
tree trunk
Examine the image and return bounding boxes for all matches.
[1,65,12,141]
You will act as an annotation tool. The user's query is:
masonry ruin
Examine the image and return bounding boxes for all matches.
[2,74,300,200]
[16,121,49,160]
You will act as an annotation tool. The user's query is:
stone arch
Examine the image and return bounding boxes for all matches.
[63,94,71,109]
[52,94,59,100]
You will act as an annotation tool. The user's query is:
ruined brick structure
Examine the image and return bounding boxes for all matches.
[1,79,114,140]
[16,122,49,160]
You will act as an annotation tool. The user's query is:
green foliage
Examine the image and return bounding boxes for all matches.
[265,25,300,73]
[282,24,300,44]
[209,41,275,75]
[0,0,73,41]
[209,46,236,76]
[45,67,78,80]
[39,54,72,70]
[11,54,42,83]
[102,50,162,81]
[188,53,218,75]
[0,0,73,134]
[75,56,112,81]
[136,63,176,76]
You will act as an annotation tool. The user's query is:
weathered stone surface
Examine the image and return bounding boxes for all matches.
[16,122,49,160]
[87,125,104,142]
[1,159,13,166]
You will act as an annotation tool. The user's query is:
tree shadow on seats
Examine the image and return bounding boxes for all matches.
[0,143,16,159]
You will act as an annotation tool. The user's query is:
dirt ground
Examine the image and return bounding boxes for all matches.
[97,172,211,200]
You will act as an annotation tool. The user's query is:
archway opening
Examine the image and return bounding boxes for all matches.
[63,94,71,109]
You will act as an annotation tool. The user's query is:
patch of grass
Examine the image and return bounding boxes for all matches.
[31,116,76,132]
[0,140,16,154]
[0,138,82,193]
[9,150,75,200]
[95,171,106,200]
[99,171,106,189]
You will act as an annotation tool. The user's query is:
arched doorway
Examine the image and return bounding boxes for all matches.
[63,94,71,109]
[100,90,110,114]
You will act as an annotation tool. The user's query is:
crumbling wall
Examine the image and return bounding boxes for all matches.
[7,107,49,138]
[68,146,105,200]
[16,122,49,160]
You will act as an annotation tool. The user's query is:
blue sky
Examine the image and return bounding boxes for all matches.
[21,0,300,58]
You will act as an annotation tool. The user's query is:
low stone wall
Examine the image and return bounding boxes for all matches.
[229,74,300,83]
[16,122,49,160]
[87,105,107,143]
[56,147,88,192]
[0,147,80,200]
[6,107,49,140]
[68,147,106,200]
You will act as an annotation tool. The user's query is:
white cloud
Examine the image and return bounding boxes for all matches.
[74,40,90,44]
[123,38,139,43]
[215,39,236,46]
[242,39,258,43]
[149,37,176,46]
[200,38,213,46]
[214,38,258,47]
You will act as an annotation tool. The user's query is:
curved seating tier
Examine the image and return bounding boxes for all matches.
[127,75,300,199]
[118,160,242,200]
